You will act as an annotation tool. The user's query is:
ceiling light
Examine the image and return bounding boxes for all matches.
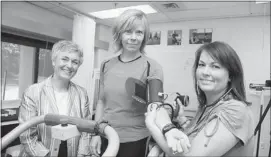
[162,3,179,9]
[89,5,157,19]
[255,0,269,4]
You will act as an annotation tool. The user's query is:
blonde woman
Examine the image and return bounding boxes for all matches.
[91,9,164,157]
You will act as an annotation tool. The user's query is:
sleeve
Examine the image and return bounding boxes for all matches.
[147,59,164,103]
[214,100,254,145]
[18,86,50,157]
[147,59,164,83]
[77,88,92,156]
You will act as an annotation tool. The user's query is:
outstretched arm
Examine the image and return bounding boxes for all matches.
[145,104,191,156]
[152,100,244,156]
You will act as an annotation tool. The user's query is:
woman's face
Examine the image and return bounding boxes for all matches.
[196,50,230,95]
[121,19,145,53]
[52,51,80,81]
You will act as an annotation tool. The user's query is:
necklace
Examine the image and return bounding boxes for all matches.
[196,88,232,124]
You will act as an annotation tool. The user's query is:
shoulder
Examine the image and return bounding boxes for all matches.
[70,82,88,95]
[215,99,254,144]
[143,55,162,67]
[142,55,164,81]
[215,99,252,123]
[218,99,249,116]
[23,79,47,95]
[102,56,119,64]
[100,56,118,72]
[142,55,163,73]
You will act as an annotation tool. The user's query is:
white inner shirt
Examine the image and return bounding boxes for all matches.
[54,90,69,115]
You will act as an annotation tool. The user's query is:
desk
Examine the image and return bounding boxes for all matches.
[1,100,20,125]
[1,100,21,154]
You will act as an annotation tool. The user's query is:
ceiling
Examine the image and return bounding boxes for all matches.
[26,1,270,26]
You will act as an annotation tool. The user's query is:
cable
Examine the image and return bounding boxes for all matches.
[158,92,177,101]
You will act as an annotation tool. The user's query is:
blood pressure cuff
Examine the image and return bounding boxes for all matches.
[148,79,163,103]
[125,78,163,105]
[124,59,163,105]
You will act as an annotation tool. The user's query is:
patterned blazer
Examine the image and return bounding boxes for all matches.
[18,76,92,157]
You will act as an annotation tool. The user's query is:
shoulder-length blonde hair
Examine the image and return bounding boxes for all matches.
[112,9,150,54]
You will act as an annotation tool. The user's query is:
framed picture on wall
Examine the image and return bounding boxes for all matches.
[147,31,161,45]
[167,30,182,45]
[189,28,213,44]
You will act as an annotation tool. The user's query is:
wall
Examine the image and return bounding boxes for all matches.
[1,2,73,40]
[145,15,270,110]
[94,24,115,69]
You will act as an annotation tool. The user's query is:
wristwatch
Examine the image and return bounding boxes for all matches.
[162,123,176,136]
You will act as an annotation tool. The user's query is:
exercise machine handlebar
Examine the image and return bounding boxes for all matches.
[1,114,120,157]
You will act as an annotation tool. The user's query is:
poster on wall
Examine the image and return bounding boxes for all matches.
[189,28,212,44]
[147,31,161,45]
[167,30,182,45]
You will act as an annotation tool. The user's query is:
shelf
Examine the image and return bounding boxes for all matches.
[1,120,19,126]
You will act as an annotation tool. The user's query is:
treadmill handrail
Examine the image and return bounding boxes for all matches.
[1,114,120,157]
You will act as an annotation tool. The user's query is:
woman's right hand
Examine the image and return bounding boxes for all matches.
[90,136,101,156]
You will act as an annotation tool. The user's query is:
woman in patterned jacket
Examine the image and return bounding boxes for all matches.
[18,40,92,157]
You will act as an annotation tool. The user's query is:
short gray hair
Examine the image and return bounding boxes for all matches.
[112,9,150,53]
[51,40,83,65]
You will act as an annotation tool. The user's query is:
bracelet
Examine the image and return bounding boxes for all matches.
[94,119,109,136]
[162,123,176,136]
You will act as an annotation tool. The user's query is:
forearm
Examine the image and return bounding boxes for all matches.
[94,100,105,121]
[151,108,188,156]
[146,123,173,155]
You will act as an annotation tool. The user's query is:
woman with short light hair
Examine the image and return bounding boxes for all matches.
[19,40,92,157]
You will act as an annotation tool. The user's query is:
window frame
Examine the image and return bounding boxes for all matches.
[1,31,56,101]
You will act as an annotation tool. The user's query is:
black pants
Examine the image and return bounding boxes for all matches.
[101,137,148,157]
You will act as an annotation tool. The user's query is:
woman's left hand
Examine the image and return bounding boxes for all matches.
[154,107,191,154]
[164,128,191,154]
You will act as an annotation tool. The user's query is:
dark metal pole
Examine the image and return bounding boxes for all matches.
[256,105,263,157]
